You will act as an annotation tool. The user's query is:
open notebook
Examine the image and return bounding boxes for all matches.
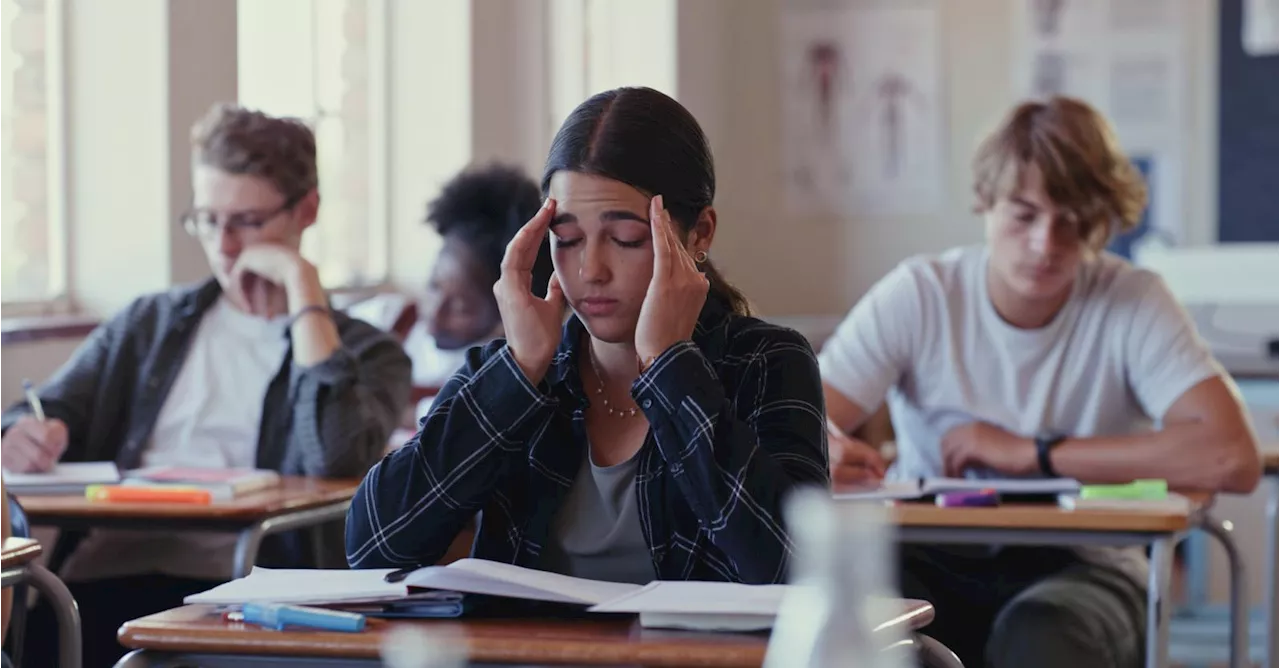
[834,477,1081,501]
[185,558,916,631]
[185,559,640,608]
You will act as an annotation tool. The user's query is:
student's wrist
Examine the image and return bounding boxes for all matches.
[1014,437,1041,476]
[283,259,325,309]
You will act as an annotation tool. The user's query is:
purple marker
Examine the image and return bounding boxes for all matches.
[936,489,999,508]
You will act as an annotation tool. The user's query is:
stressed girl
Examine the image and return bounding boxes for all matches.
[346,87,829,584]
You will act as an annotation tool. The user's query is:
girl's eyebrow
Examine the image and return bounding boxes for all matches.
[599,210,648,224]
[551,210,648,227]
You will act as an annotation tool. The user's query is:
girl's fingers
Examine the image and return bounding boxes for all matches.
[503,198,556,274]
[650,195,671,277]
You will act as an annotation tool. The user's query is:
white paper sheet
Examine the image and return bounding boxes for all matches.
[185,567,404,605]
[1243,0,1279,56]
[922,477,1081,495]
[834,477,1081,501]
[591,581,790,616]
[2,462,121,493]
[405,558,642,606]
[590,583,929,634]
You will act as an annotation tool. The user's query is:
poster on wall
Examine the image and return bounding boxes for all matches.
[779,0,944,217]
[1011,0,1188,246]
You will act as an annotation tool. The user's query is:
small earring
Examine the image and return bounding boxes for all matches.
[693,250,708,264]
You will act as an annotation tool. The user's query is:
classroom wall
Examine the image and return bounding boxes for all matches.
[0,1,1240,426]
[674,0,1221,317]
[0,338,82,409]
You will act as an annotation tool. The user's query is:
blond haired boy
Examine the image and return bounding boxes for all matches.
[822,97,1260,667]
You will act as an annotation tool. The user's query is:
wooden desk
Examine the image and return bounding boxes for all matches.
[847,492,1219,668]
[116,602,937,667]
[1,537,42,571]
[18,477,360,577]
[893,497,1202,534]
[2,538,81,668]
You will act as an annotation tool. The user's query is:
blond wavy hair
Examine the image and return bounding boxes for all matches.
[972,97,1148,251]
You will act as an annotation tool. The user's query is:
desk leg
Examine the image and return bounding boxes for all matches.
[232,501,353,578]
[1147,536,1174,668]
[914,633,966,668]
[233,524,265,580]
[25,563,82,668]
[1200,516,1249,668]
[1266,474,1278,668]
[310,523,327,568]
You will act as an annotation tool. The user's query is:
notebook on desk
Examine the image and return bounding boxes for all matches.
[835,476,1081,502]
[185,560,639,609]
[185,558,806,629]
[3,462,121,495]
[123,467,281,501]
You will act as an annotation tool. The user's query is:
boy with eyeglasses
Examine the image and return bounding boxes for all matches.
[1,103,410,667]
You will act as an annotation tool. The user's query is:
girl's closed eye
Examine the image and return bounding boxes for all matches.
[613,236,647,249]
[554,236,583,248]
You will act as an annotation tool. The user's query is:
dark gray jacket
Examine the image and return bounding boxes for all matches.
[2,278,412,569]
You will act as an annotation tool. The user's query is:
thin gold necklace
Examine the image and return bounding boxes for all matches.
[587,344,640,419]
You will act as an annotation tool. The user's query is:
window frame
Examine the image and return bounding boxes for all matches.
[268,0,391,291]
[0,0,71,315]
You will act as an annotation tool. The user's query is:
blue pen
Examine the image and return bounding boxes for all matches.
[242,602,366,632]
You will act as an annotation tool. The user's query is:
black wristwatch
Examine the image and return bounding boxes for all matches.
[1035,431,1067,477]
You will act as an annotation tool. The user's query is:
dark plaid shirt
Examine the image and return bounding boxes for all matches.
[346,298,829,584]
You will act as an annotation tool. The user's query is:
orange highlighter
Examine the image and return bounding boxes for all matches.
[85,484,212,504]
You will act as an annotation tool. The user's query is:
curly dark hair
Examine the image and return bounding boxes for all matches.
[426,163,553,298]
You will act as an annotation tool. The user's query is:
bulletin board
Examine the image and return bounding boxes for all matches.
[1218,0,1279,242]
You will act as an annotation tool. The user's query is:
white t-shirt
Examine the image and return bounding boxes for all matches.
[819,245,1225,582]
[61,297,289,582]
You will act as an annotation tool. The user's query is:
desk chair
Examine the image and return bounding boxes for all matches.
[3,495,30,667]
[342,292,448,427]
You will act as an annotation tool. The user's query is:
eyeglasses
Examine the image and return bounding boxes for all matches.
[181,192,305,239]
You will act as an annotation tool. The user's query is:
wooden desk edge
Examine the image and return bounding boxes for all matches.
[1,537,43,570]
[17,477,361,522]
[891,498,1203,534]
[119,601,936,666]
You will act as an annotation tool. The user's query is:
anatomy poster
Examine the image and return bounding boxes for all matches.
[1012,0,1188,244]
[780,0,943,217]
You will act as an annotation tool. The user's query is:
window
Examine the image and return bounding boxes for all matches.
[237,0,387,289]
[547,0,677,135]
[1,0,66,309]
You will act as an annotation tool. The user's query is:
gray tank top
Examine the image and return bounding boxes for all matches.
[541,451,657,585]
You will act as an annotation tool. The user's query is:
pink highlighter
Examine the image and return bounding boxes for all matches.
[936,489,1000,508]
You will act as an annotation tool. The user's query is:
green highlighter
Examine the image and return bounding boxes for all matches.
[1078,479,1168,500]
